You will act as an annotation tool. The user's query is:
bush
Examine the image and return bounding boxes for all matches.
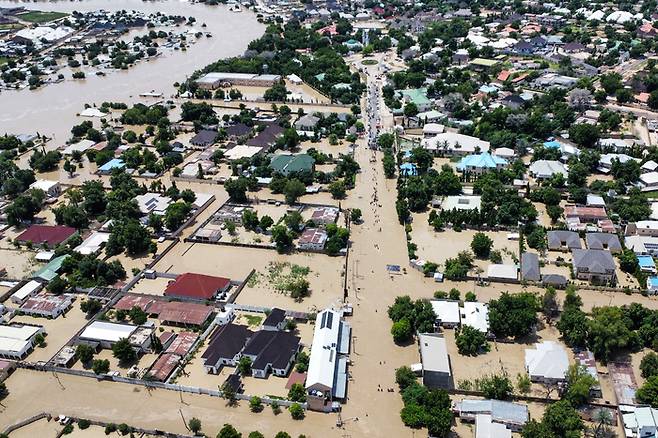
[289,403,304,420]
[455,326,489,356]
[78,419,90,430]
[395,366,417,390]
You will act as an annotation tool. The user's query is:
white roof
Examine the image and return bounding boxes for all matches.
[651,203,658,220]
[529,160,567,178]
[625,235,658,254]
[586,194,605,207]
[461,302,489,333]
[0,324,42,341]
[476,414,511,438]
[494,147,516,158]
[74,232,110,255]
[422,132,490,154]
[641,172,658,186]
[487,264,517,280]
[16,26,73,42]
[643,160,658,172]
[418,333,450,374]
[135,193,172,215]
[80,108,106,118]
[441,195,482,211]
[29,179,59,192]
[62,139,96,155]
[11,280,42,302]
[636,221,658,231]
[80,321,137,343]
[430,300,461,325]
[224,145,262,161]
[525,341,569,380]
[306,309,342,391]
[422,123,445,134]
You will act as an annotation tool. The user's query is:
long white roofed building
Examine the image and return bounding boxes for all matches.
[305,308,351,412]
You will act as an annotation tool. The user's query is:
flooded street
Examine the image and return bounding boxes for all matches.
[0,0,265,141]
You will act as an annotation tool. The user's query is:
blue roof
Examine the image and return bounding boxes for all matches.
[400,162,418,176]
[639,255,656,269]
[456,152,508,171]
[649,277,658,287]
[479,84,499,94]
[543,140,561,149]
[98,158,125,172]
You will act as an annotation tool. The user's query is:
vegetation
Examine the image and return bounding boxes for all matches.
[455,326,489,356]
[388,296,436,344]
[489,292,539,339]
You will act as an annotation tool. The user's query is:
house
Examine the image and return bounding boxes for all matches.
[521,252,540,282]
[630,221,658,237]
[79,321,140,350]
[241,330,301,378]
[586,194,606,208]
[165,331,198,357]
[164,273,231,301]
[456,152,508,175]
[0,324,45,359]
[97,158,126,175]
[154,301,214,327]
[529,160,568,180]
[422,123,444,136]
[20,292,73,319]
[571,249,617,284]
[586,233,622,253]
[269,153,315,176]
[148,353,180,382]
[418,333,453,389]
[29,180,60,198]
[501,94,525,110]
[423,132,490,156]
[294,114,320,132]
[454,399,529,431]
[201,323,252,374]
[16,225,76,247]
[297,228,328,251]
[474,414,512,438]
[487,264,518,281]
[310,206,339,226]
[564,206,608,223]
[62,139,96,155]
[263,308,287,331]
[74,231,110,255]
[306,308,351,411]
[626,235,658,256]
[461,302,490,334]
[641,172,658,189]
[575,350,602,398]
[438,195,482,211]
[246,123,285,150]
[430,300,461,328]
[10,280,43,304]
[621,406,658,438]
[648,277,658,294]
[397,88,432,112]
[639,255,657,274]
[134,193,173,216]
[190,130,217,148]
[548,230,582,251]
[542,274,568,288]
[525,341,569,383]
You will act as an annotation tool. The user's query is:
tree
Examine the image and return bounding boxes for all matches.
[564,364,596,406]
[587,306,638,363]
[249,396,263,412]
[350,208,362,223]
[91,359,110,374]
[470,232,493,258]
[189,418,202,435]
[0,382,7,400]
[224,177,249,202]
[164,202,191,230]
[516,373,531,394]
[259,215,274,231]
[75,344,94,364]
[403,102,419,118]
[288,383,306,402]
[455,326,489,356]
[264,83,288,101]
[48,276,68,294]
[569,123,600,148]
[489,292,539,339]
[395,366,417,390]
[641,352,658,379]
[295,351,310,373]
[242,209,259,230]
[129,306,147,325]
[542,286,559,321]
[391,318,413,344]
[542,400,584,437]
[479,374,513,400]
[283,179,306,204]
[217,424,241,438]
[221,383,236,405]
[80,299,102,317]
[238,356,252,375]
[600,72,623,95]
[112,338,137,364]
[248,433,264,438]
[274,433,291,438]
[619,249,639,274]
[272,225,293,253]
[289,403,304,420]
[329,180,346,199]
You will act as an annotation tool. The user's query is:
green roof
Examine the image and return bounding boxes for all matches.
[33,255,68,282]
[314,73,326,82]
[469,58,500,67]
[398,88,431,106]
[270,154,315,176]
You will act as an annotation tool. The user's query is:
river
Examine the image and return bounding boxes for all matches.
[0,0,265,141]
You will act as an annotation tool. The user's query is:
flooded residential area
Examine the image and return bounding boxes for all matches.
[1,0,658,438]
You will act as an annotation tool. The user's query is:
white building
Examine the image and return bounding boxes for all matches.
[487,264,518,281]
[306,309,351,411]
[430,300,461,328]
[10,280,43,305]
[439,195,482,211]
[79,321,138,349]
[461,302,490,334]
[419,333,453,389]
[422,132,490,156]
[621,405,658,438]
[29,180,61,198]
[135,193,173,216]
[0,324,44,359]
[626,235,658,256]
[525,341,569,383]
[74,232,110,255]
[62,139,96,155]
[529,160,568,180]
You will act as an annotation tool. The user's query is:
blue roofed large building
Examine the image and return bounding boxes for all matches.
[456,152,508,175]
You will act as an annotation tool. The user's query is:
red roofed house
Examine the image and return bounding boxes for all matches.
[497,70,511,82]
[16,225,77,247]
[164,273,231,300]
[148,353,180,381]
[157,301,214,327]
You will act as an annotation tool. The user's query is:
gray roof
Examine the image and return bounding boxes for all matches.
[521,252,540,282]
[586,233,622,252]
[542,274,567,287]
[572,249,616,274]
[456,399,529,425]
[547,231,582,250]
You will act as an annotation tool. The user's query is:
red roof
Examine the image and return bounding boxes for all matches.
[165,331,198,356]
[157,301,214,326]
[164,273,230,300]
[286,371,307,389]
[497,70,511,82]
[114,295,154,312]
[17,225,76,246]
[149,353,180,381]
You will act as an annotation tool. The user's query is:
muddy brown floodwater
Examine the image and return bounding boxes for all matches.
[0,0,265,141]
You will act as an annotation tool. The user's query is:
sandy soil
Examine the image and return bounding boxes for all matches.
[0,248,42,279]
[7,417,62,438]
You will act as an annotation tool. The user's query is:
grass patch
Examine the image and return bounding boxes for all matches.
[362,59,378,65]
[642,190,658,199]
[0,57,8,66]
[0,23,23,31]
[243,315,263,327]
[19,11,68,23]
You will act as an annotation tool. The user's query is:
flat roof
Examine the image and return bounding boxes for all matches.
[419,333,450,374]
[80,321,137,343]
[11,280,42,301]
[430,300,461,325]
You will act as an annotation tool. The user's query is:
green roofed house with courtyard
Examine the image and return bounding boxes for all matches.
[33,255,68,282]
[269,153,315,176]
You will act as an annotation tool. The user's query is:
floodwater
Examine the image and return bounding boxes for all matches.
[0,0,265,141]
